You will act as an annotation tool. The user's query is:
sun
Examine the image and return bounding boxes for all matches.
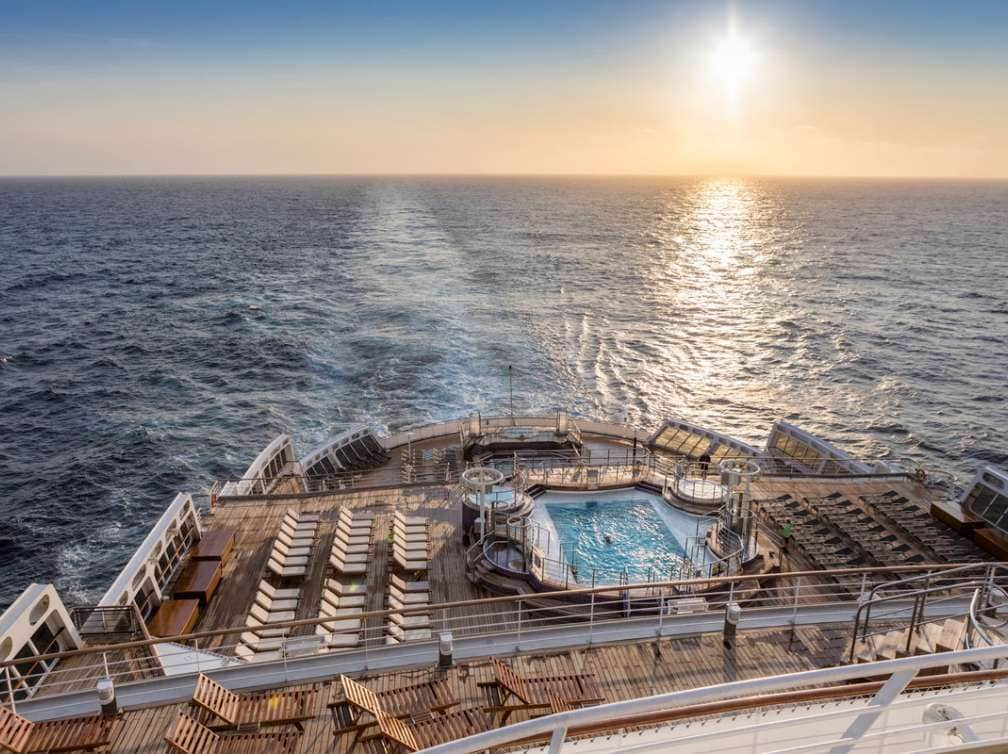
[710,26,756,108]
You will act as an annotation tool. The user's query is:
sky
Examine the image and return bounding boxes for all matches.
[1,1,1006,177]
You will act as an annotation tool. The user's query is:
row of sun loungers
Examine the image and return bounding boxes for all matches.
[6,656,603,754]
[392,510,429,573]
[803,494,927,566]
[329,509,375,576]
[386,574,433,644]
[267,509,320,579]
[316,579,366,649]
[862,490,989,562]
[756,494,875,576]
[237,580,304,661]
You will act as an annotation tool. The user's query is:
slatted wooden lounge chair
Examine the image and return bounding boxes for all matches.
[191,673,320,732]
[0,705,115,754]
[165,712,297,754]
[329,676,459,747]
[478,657,605,723]
[370,706,492,752]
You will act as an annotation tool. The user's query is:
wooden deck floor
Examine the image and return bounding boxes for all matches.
[96,623,853,753]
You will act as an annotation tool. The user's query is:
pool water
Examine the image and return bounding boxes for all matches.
[542,493,709,584]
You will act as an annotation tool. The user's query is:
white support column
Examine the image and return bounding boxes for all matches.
[827,668,917,754]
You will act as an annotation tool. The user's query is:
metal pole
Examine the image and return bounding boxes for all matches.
[6,666,15,712]
[508,365,514,421]
[516,599,522,651]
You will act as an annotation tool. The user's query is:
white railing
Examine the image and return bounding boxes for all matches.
[5,564,986,713]
[421,643,1008,754]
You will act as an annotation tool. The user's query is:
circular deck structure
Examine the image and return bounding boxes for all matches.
[674,477,726,505]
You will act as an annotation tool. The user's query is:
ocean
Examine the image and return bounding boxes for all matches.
[0,176,1006,608]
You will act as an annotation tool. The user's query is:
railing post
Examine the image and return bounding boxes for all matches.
[548,723,568,754]
[5,665,16,712]
[658,596,665,638]
[588,591,595,645]
[516,599,522,651]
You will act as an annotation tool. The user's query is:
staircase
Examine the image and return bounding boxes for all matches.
[850,618,968,663]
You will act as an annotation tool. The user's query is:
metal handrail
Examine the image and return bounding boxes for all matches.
[420,643,1008,754]
[0,562,977,672]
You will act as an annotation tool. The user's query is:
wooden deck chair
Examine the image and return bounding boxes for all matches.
[389,574,430,593]
[330,543,367,563]
[191,674,319,732]
[165,712,297,754]
[371,706,491,752]
[286,508,321,523]
[329,675,457,745]
[282,513,317,533]
[0,705,114,754]
[478,657,605,723]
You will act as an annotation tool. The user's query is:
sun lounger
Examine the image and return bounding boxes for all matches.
[191,673,319,732]
[268,557,306,579]
[329,553,366,575]
[389,586,429,605]
[258,581,300,601]
[390,612,430,630]
[255,591,298,613]
[330,676,459,747]
[272,540,311,560]
[393,510,427,527]
[165,712,298,754]
[389,574,430,593]
[0,705,115,754]
[391,548,428,572]
[385,623,433,644]
[477,657,605,723]
[371,706,492,752]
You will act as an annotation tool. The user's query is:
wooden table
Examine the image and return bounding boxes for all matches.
[172,559,222,604]
[191,528,237,563]
[148,599,201,637]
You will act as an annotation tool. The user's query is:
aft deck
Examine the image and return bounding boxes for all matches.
[73,622,855,753]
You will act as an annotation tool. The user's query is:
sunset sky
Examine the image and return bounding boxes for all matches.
[2,0,1006,177]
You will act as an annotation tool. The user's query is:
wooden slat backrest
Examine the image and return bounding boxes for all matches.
[550,694,575,713]
[165,712,219,754]
[0,705,32,754]
[192,674,241,725]
[376,712,419,752]
[492,658,530,703]
[340,676,384,718]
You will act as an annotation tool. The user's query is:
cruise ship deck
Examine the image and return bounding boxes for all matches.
[3,413,1008,753]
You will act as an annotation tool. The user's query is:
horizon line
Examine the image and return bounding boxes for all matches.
[1,172,1007,181]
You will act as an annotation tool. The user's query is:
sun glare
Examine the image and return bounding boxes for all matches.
[710,25,755,111]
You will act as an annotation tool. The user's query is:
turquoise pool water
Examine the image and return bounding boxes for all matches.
[543,494,706,584]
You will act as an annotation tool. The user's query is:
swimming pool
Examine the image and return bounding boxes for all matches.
[533,489,713,585]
